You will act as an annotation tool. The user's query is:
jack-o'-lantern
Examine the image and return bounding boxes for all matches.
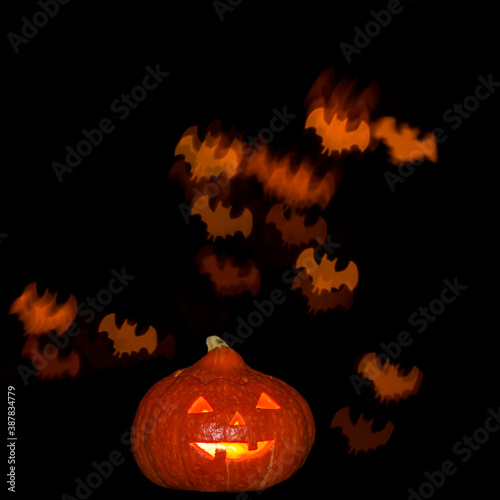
[131,336,315,492]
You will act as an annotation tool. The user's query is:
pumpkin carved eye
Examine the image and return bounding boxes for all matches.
[255,392,281,410]
[188,396,214,414]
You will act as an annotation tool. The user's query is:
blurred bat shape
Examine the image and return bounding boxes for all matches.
[355,352,423,404]
[98,314,158,358]
[9,282,77,335]
[305,108,371,155]
[191,196,253,240]
[174,126,242,181]
[304,68,379,156]
[197,248,261,297]
[243,148,337,210]
[371,116,437,165]
[265,203,327,249]
[296,248,359,293]
[291,274,354,313]
[331,406,394,455]
[21,336,80,381]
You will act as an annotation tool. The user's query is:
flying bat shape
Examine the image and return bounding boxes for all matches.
[9,282,77,335]
[191,195,253,240]
[98,314,158,358]
[371,116,438,165]
[331,406,394,455]
[355,352,423,404]
[295,248,359,293]
[21,336,80,380]
[197,249,261,297]
[38,350,81,381]
[304,68,379,156]
[174,126,242,181]
[243,148,337,210]
[291,274,354,313]
[305,108,371,155]
[265,203,327,248]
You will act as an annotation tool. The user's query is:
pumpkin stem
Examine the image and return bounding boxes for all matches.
[206,335,229,352]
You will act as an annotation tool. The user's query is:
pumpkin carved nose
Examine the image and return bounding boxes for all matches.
[229,411,246,426]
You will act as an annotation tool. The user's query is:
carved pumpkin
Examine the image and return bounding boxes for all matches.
[131,336,315,492]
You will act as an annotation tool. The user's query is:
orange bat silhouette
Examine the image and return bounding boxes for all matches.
[21,336,80,380]
[191,195,253,239]
[371,116,438,165]
[243,148,337,210]
[331,406,394,455]
[73,328,175,370]
[304,68,379,156]
[291,274,354,313]
[355,352,423,404]
[9,283,77,335]
[296,248,359,293]
[197,249,261,297]
[174,126,242,181]
[98,314,158,357]
[305,108,371,155]
[265,203,327,248]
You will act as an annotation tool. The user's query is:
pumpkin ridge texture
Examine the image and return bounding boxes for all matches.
[131,336,315,492]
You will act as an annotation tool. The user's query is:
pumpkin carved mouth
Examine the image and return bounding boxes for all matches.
[190,440,275,460]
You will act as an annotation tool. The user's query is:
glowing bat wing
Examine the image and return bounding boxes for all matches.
[296,248,319,275]
[325,258,359,291]
[174,126,200,168]
[305,107,329,138]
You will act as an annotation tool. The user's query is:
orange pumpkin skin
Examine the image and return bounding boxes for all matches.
[131,336,315,492]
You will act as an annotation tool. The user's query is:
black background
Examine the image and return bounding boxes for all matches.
[2,1,498,499]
